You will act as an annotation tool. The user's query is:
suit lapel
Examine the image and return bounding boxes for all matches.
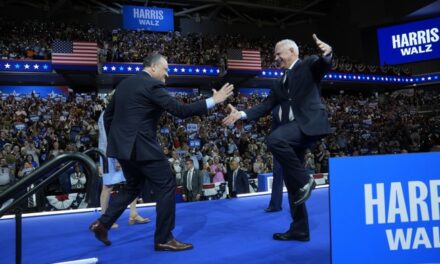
[190,170,197,190]
[276,76,288,98]
[286,59,303,97]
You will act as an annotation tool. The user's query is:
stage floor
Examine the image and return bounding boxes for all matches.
[0,188,330,264]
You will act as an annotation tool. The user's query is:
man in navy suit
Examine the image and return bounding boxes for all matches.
[227,159,250,197]
[223,34,332,241]
[90,53,234,251]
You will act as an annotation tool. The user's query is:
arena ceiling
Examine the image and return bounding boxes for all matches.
[2,0,333,27]
[2,0,437,27]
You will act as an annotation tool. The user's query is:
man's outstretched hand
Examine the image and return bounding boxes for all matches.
[313,34,332,56]
[222,104,242,126]
[212,83,234,104]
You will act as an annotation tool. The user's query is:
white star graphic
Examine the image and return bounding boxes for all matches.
[24,64,30,69]
[202,69,207,73]
[173,68,178,72]
[135,67,140,71]
[181,68,185,72]
[103,66,108,71]
[127,67,132,71]
[4,63,10,69]
[111,66,116,71]
[33,64,39,69]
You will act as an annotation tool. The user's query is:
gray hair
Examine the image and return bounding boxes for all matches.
[142,53,166,68]
[276,39,299,56]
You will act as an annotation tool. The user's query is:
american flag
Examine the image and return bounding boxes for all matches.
[52,40,97,65]
[227,49,261,71]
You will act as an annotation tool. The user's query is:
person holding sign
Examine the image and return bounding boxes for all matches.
[223,34,333,242]
[90,53,234,251]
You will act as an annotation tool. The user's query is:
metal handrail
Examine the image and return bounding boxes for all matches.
[0,149,105,264]
[0,151,101,217]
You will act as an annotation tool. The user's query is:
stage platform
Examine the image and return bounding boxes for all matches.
[0,188,330,264]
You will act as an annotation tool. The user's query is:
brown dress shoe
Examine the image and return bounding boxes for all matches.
[154,239,194,251]
[89,220,111,246]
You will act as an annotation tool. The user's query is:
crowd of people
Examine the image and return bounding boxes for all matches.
[1,87,439,211]
[0,19,410,75]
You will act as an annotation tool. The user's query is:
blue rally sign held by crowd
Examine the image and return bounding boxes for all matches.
[377,17,440,65]
[330,152,440,263]
[123,5,174,32]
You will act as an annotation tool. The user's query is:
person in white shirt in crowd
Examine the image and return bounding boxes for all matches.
[0,157,13,193]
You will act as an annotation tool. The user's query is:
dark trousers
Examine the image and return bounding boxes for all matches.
[268,158,283,211]
[99,159,175,244]
[266,121,316,234]
[266,121,315,188]
[141,179,155,203]
[288,195,309,233]
[184,190,197,202]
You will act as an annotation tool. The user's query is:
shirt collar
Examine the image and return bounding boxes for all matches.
[287,58,299,70]
[143,69,152,77]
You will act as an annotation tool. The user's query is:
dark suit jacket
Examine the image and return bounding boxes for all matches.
[104,72,208,161]
[182,169,203,198]
[227,169,250,195]
[244,55,332,137]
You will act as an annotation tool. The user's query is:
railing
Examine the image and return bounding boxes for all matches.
[0,148,106,264]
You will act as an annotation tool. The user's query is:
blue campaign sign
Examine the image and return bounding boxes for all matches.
[0,85,69,98]
[123,5,174,32]
[330,152,440,264]
[189,139,201,148]
[377,17,440,65]
[186,123,198,133]
[239,88,271,97]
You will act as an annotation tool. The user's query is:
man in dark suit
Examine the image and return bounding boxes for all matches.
[227,159,250,197]
[182,158,203,202]
[90,53,234,251]
[223,34,333,241]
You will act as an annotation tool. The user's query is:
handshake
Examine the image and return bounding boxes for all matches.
[211,82,245,127]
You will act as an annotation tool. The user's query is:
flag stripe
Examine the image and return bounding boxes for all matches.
[228,63,261,66]
[52,59,97,63]
[228,60,261,63]
[226,66,263,70]
[52,57,97,60]
[227,49,261,71]
[52,40,98,66]
[52,54,97,57]
[51,60,96,65]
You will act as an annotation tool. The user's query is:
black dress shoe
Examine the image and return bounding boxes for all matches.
[89,220,111,246]
[155,239,194,251]
[293,177,316,206]
[273,231,310,241]
[264,207,282,213]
